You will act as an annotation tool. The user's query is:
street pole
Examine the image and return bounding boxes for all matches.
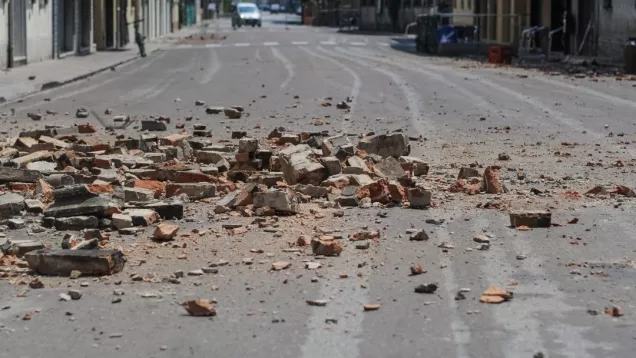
[285,1,289,30]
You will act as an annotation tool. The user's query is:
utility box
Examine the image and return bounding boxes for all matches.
[488,45,513,64]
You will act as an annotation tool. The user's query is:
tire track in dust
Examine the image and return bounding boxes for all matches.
[318,45,432,136]
[300,46,360,132]
[198,48,221,85]
[270,47,295,90]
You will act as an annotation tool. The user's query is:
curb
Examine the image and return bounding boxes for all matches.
[1,48,162,106]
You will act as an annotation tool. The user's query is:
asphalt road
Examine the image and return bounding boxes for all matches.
[1,14,636,358]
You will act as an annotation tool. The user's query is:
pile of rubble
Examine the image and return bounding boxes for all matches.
[1,112,629,279]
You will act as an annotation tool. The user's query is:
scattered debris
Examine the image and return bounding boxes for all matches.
[414,283,438,294]
[479,285,513,304]
[183,300,216,317]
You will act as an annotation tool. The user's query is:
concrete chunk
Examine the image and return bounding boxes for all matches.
[374,157,407,179]
[1,239,45,257]
[279,144,327,185]
[54,216,99,231]
[0,168,42,183]
[44,196,121,218]
[238,138,259,153]
[165,183,216,200]
[124,187,155,202]
[509,211,552,228]
[343,156,371,175]
[24,249,126,276]
[253,190,299,213]
[358,133,410,158]
[11,151,54,167]
[141,120,167,131]
[123,209,159,226]
[0,193,25,218]
[407,188,432,209]
[319,156,341,176]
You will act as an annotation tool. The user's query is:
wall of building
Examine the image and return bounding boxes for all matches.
[596,0,636,60]
[0,0,54,68]
[0,2,8,69]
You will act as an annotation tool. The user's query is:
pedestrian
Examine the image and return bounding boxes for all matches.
[208,2,216,19]
[562,9,575,56]
[134,22,146,58]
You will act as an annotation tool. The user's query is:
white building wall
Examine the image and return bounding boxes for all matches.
[0,2,8,69]
[596,0,636,60]
[27,1,54,64]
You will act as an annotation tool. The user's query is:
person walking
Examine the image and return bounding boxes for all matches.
[134,21,146,58]
[562,9,575,56]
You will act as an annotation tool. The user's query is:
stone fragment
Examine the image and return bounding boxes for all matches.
[355,179,391,203]
[293,184,329,198]
[279,144,327,186]
[224,108,242,119]
[238,138,259,153]
[0,239,44,257]
[54,216,99,230]
[482,166,504,194]
[183,300,216,316]
[111,214,133,229]
[458,167,480,179]
[75,108,89,118]
[0,168,42,183]
[409,230,429,241]
[410,264,424,275]
[271,261,291,271]
[44,196,121,218]
[509,211,551,228]
[374,157,407,179]
[363,304,380,311]
[141,120,167,131]
[206,106,223,114]
[153,223,179,241]
[124,188,155,202]
[24,249,126,276]
[311,237,343,256]
[68,290,82,300]
[407,188,432,209]
[479,285,513,304]
[343,156,371,175]
[319,156,342,176]
[165,183,216,200]
[122,209,159,226]
[140,201,183,219]
[358,133,410,158]
[0,193,25,219]
[11,150,53,167]
[414,283,438,294]
[253,190,299,213]
[334,185,360,207]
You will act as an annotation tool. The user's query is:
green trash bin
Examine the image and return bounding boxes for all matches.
[625,38,636,74]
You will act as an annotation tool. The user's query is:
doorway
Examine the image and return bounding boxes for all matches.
[78,0,92,53]
[106,0,114,48]
[58,0,76,54]
[576,0,594,55]
[10,0,28,66]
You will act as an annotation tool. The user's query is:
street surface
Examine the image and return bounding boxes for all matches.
[1,14,636,358]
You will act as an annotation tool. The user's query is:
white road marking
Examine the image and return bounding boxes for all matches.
[292,41,309,45]
[199,49,221,84]
[205,43,222,48]
[377,42,390,46]
[270,47,295,90]
[234,43,250,47]
[320,41,337,45]
[349,42,366,46]
[263,41,279,46]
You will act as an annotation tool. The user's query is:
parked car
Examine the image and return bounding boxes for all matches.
[270,4,280,14]
[259,4,270,12]
[235,3,261,28]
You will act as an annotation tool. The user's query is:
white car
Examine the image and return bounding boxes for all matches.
[237,3,262,27]
[270,4,280,14]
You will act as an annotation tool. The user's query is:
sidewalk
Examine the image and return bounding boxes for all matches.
[0,43,161,105]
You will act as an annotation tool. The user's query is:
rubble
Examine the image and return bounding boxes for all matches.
[311,237,343,256]
[407,188,432,209]
[0,193,25,219]
[358,133,410,158]
[253,189,299,213]
[509,211,552,228]
[414,283,438,294]
[24,249,126,276]
[482,166,504,194]
[479,285,513,304]
[153,223,180,241]
[279,144,327,185]
[183,300,216,317]
[1,239,44,257]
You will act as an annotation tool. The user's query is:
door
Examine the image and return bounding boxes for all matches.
[10,0,28,66]
[59,0,76,54]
